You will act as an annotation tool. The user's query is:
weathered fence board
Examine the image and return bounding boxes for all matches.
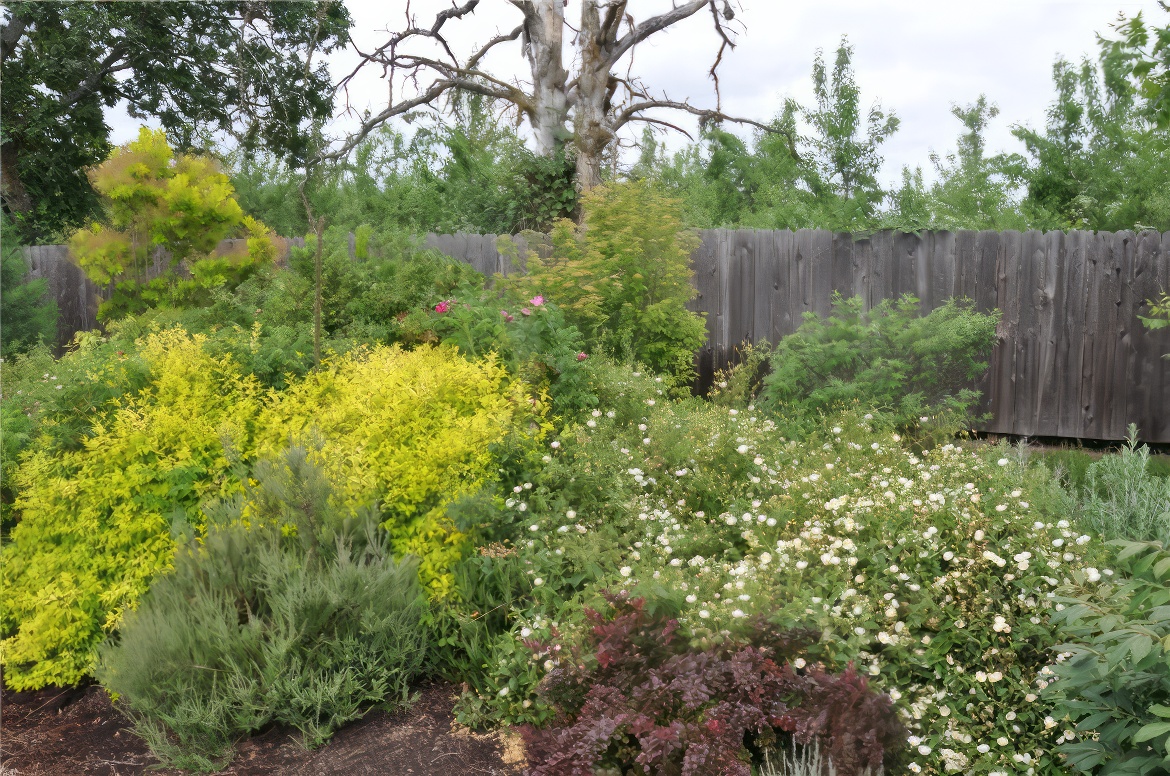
[23,228,1170,442]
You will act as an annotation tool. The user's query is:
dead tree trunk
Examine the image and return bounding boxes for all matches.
[573,0,613,191]
[519,0,569,156]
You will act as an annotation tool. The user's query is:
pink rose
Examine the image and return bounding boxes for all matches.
[530,295,545,307]
[576,352,588,361]
[521,307,532,316]
[434,300,450,313]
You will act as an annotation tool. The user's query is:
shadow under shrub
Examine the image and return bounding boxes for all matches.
[96,448,428,771]
[521,592,904,776]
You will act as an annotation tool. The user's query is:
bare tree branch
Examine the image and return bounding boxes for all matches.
[605,0,708,71]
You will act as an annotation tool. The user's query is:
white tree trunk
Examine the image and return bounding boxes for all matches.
[524,0,569,156]
[574,0,613,191]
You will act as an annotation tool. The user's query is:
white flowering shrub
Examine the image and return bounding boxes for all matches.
[485,398,1108,775]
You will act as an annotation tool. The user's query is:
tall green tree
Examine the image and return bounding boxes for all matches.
[0,1,349,241]
[804,37,900,225]
[1012,50,1170,231]
[885,96,1028,231]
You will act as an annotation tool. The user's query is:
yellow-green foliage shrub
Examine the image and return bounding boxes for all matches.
[0,330,260,690]
[254,344,535,597]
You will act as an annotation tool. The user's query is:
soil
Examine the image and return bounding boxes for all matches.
[0,682,524,776]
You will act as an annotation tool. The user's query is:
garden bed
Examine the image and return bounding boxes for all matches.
[0,682,522,775]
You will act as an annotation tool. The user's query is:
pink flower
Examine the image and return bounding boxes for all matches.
[576,352,588,361]
[530,295,545,307]
[500,309,509,317]
[506,314,515,322]
[434,300,450,313]
[521,307,532,316]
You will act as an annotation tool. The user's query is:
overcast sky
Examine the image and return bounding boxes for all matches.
[110,0,1169,185]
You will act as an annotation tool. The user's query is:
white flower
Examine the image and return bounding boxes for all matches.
[566,509,576,519]
[529,524,539,531]
[759,552,772,565]
[550,440,560,448]
[699,610,710,618]
[998,458,1009,466]
[997,737,1009,747]
[520,627,532,638]
[543,660,554,671]
[646,399,655,406]
[533,577,543,586]
[619,566,632,577]
[918,745,932,756]
[1086,568,1102,583]
[643,437,652,445]
[732,609,745,618]
[737,444,750,454]
[686,594,697,603]
[498,687,509,697]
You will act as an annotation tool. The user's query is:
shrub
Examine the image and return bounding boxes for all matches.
[419,289,592,417]
[481,401,1103,775]
[1077,426,1170,541]
[520,592,904,776]
[759,294,1000,431]
[0,234,57,357]
[98,447,428,771]
[1046,540,1170,773]
[0,329,260,689]
[67,128,278,320]
[253,344,540,596]
[504,181,707,388]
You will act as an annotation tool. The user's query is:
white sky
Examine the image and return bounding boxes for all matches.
[108,0,1168,186]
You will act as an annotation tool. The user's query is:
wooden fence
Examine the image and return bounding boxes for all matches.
[21,229,1170,442]
[424,229,1170,443]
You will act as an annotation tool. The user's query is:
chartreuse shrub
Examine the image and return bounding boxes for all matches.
[253,344,540,597]
[1044,540,1170,774]
[67,127,279,320]
[97,448,428,772]
[0,329,260,690]
[468,396,1109,774]
[760,293,1000,431]
[503,181,707,389]
[521,592,904,776]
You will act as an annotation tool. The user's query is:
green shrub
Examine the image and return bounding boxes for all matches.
[759,294,1000,431]
[417,289,591,417]
[98,448,428,771]
[1077,427,1170,541]
[0,235,57,358]
[1,329,259,690]
[504,181,707,388]
[1046,540,1170,773]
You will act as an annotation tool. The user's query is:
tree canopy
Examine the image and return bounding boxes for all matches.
[0,0,349,240]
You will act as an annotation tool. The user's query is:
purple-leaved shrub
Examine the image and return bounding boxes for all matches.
[521,592,904,776]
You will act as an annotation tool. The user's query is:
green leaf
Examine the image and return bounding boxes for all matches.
[1133,721,1170,743]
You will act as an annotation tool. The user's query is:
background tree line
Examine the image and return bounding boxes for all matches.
[2,1,1170,356]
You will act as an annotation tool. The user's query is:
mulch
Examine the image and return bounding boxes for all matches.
[0,681,524,776]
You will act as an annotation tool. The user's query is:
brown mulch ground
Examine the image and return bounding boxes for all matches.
[0,682,524,776]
